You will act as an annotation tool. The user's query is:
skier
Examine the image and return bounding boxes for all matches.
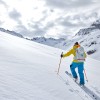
[61,42,87,86]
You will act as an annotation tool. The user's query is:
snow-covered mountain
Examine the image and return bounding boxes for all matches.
[0,27,23,38]
[76,19,100,36]
[31,37,65,47]
[0,30,100,100]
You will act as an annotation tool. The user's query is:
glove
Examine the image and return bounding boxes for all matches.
[61,54,63,58]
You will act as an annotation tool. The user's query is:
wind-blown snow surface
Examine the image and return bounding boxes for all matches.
[0,32,100,100]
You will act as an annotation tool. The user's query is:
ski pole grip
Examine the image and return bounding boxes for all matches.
[61,52,63,55]
[61,52,63,58]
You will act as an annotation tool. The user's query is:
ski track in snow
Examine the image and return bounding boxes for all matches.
[57,72,100,100]
[65,71,100,100]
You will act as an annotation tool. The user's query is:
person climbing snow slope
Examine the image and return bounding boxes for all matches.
[61,42,87,86]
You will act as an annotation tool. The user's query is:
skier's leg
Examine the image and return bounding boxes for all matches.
[78,63,85,85]
[70,62,77,79]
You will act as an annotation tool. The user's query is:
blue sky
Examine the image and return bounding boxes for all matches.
[0,0,100,38]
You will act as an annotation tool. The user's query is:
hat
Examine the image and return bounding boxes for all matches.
[74,42,79,45]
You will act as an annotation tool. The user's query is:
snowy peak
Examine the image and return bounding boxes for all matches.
[91,19,100,29]
[92,19,100,25]
[76,19,100,36]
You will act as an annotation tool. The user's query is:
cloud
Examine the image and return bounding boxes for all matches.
[27,10,55,37]
[14,24,31,36]
[0,20,4,25]
[15,21,47,37]
[54,11,99,30]
[44,0,97,9]
[0,0,8,8]
[27,22,46,37]
[27,9,99,38]
[8,9,21,24]
[1,0,100,38]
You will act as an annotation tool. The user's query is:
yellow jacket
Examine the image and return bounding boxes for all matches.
[63,45,87,62]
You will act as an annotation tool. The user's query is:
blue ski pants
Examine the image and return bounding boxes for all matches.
[70,62,85,85]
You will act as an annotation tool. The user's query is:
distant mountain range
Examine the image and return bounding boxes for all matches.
[31,37,65,47]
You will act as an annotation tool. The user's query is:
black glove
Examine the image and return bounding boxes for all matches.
[61,54,63,58]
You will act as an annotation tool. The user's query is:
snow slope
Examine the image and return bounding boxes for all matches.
[0,32,100,100]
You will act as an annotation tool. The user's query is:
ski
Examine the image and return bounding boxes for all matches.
[65,71,100,100]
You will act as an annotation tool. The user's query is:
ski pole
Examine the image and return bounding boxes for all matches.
[57,52,63,74]
[84,69,88,82]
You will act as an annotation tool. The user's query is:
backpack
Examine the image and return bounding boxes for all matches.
[74,46,85,62]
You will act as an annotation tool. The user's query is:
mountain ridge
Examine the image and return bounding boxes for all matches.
[0,27,23,38]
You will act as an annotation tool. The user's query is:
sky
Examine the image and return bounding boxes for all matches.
[0,0,100,38]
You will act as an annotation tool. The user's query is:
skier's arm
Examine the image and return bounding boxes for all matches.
[63,49,73,58]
